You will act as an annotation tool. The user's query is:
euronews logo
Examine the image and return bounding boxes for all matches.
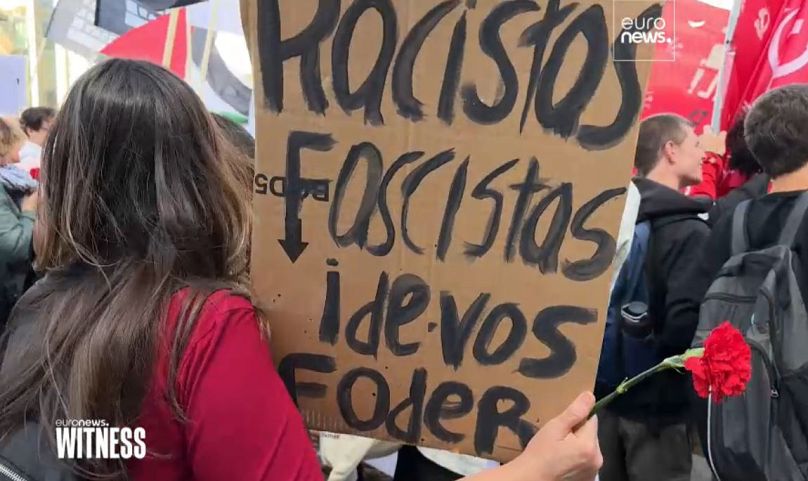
[613,0,676,62]
[55,419,146,460]
[619,17,672,45]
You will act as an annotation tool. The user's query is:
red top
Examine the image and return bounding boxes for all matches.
[686,152,753,200]
[716,169,751,198]
[127,290,323,481]
[686,152,725,199]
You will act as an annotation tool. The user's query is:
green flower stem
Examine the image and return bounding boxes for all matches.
[589,363,666,418]
[587,348,704,419]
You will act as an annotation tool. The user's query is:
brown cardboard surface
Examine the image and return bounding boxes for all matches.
[245,0,656,461]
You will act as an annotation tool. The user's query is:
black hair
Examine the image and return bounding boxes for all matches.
[745,84,808,178]
[19,106,56,135]
[726,110,760,177]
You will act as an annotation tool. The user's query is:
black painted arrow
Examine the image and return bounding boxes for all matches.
[277,132,335,263]
[278,221,308,263]
[279,132,306,263]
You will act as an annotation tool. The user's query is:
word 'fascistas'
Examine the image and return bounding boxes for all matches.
[256,131,625,278]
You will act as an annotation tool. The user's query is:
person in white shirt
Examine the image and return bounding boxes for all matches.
[18,107,55,175]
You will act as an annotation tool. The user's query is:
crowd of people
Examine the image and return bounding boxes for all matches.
[0,57,805,481]
[597,85,808,481]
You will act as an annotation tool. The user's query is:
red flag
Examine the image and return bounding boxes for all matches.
[745,0,808,95]
[642,0,729,130]
[100,10,187,78]
[720,0,789,128]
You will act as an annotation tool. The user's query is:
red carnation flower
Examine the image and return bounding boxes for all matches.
[684,322,752,402]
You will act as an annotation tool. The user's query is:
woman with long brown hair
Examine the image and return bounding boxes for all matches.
[0,59,320,480]
[0,59,602,481]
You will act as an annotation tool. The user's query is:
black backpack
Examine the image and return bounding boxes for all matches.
[692,192,808,481]
[598,214,705,393]
[597,220,659,390]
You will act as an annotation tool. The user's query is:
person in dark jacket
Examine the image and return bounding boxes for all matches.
[683,84,808,479]
[0,118,37,330]
[598,114,710,481]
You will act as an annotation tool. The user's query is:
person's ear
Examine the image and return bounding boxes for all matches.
[661,140,677,162]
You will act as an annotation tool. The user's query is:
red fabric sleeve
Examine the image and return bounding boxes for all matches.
[177,296,323,481]
[687,153,723,199]
[716,170,750,198]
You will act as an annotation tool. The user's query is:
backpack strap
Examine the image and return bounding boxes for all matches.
[731,200,752,256]
[777,191,808,247]
[624,221,652,298]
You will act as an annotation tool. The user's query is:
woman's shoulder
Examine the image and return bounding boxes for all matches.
[159,288,258,359]
[166,288,256,337]
[160,288,265,396]
[191,289,254,314]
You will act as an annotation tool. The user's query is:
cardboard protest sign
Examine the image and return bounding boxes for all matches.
[244,0,657,461]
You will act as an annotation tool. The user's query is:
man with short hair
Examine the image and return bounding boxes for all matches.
[597,114,710,481]
[684,84,808,478]
[17,106,55,175]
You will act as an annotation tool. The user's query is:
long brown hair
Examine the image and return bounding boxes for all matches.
[0,59,252,478]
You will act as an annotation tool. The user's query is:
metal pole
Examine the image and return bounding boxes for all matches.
[711,0,744,130]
